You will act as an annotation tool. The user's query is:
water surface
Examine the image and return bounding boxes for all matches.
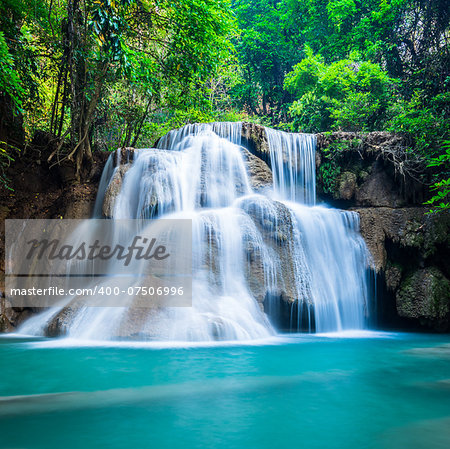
[0,332,449,449]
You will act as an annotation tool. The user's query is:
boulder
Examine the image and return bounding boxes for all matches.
[102,164,131,217]
[396,267,450,331]
[240,197,302,306]
[240,147,273,191]
[241,122,270,161]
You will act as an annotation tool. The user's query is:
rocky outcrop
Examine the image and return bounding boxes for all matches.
[241,147,273,191]
[102,164,131,217]
[0,140,109,331]
[356,207,449,330]
[241,122,270,163]
[396,267,450,331]
[316,132,449,331]
[316,131,427,207]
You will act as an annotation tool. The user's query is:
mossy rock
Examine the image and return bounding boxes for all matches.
[335,171,357,200]
[397,267,450,331]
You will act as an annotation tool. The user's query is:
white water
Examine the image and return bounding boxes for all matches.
[265,128,316,204]
[19,122,373,340]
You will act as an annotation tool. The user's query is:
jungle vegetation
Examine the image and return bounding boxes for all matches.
[0,0,449,208]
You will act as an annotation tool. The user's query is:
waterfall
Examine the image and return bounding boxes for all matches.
[18,122,373,340]
[265,128,316,204]
[263,127,371,332]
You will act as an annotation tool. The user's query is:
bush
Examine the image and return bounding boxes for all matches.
[284,47,396,132]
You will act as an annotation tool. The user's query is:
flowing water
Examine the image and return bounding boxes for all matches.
[19,122,372,340]
[0,333,449,449]
[4,124,447,449]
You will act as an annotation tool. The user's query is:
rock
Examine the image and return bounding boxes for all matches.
[102,164,131,217]
[117,147,136,166]
[241,122,270,162]
[354,207,449,272]
[337,171,357,200]
[0,298,14,332]
[240,147,273,191]
[239,197,302,306]
[354,207,449,330]
[355,161,407,207]
[316,131,426,206]
[45,306,80,337]
[385,264,402,291]
[396,267,450,331]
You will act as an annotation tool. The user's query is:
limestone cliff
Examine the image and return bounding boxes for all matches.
[315,131,449,331]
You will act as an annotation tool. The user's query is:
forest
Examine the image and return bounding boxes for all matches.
[1,4,450,446]
[0,0,449,210]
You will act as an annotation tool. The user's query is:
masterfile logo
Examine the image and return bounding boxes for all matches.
[25,235,171,266]
[5,219,192,308]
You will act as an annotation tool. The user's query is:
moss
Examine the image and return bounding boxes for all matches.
[430,272,450,317]
[358,170,369,183]
[402,220,425,248]
[396,267,450,330]
[422,210,450,258]
[318,160,341,195]
[335,171,357,200]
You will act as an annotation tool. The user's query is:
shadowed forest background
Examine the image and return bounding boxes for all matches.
[0,0,449,210]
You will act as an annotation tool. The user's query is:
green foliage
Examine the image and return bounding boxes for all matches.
[0,0,448,199]
[0,0,46,108]
[425,142,450,213]
[0,142,17,190]
[0,31,23,109]
[232,0,301,117]
[285,49,396,132]
[0,0,239,172]
[387,91,450,155]
[319,160,341,194]
[230,0,449,137]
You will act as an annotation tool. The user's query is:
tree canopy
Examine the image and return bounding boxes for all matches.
[0,0,449,207]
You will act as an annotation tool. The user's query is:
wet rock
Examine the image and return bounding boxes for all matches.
[241,122,270,160]
[45,306,80,337]
[240,147,273,191]
[396,267,450,331]
[102,164,131,217]
[240,198,302,306]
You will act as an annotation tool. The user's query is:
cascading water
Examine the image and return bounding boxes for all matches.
[262,128,372,332]
[19,122,373,340]
[265,128,316,204]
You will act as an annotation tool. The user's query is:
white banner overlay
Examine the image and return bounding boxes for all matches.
[5,219,192,307]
